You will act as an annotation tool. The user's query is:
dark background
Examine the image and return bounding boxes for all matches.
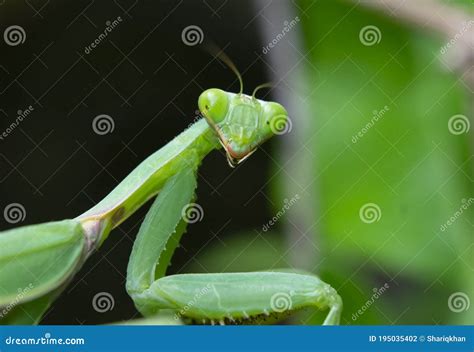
[1,0,472,326]
[0,0,276,324]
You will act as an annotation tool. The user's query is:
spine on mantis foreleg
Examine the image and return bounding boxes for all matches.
[0,120,217,324]
[126,163,200,316]
[137,271,342,325]
[125,167,343,325]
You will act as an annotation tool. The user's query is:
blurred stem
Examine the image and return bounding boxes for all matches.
[254,0,321,271]
[355,0,473,85]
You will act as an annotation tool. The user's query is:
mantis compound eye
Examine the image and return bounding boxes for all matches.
[198,88,229,124]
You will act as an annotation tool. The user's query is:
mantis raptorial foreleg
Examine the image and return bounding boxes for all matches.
[126,164,199,317]
[126,167,342,325]
[0,53,343,324]
[0,120,216,325]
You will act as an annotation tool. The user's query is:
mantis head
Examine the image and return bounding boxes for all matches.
[199,88,289,167]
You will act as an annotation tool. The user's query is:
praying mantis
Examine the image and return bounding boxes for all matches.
[0,57,342,325]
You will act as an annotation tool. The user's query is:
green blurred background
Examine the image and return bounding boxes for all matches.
[1,0,472,325]
[190,0,473,325]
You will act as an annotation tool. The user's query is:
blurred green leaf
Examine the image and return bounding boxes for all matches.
[184,231,287,273]
[292,0,472,324]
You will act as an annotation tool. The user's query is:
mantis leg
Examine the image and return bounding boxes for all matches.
[0,291,59,325]
[0,121,216,325]
[126,164,342,325]
[126,160,200,316]
[0,220,86,325]
[135,272,342,325]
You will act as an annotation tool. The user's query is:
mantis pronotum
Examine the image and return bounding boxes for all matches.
[0,57,342,325]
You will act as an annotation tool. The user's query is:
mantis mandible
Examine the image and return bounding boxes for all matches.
[0,55,342,325]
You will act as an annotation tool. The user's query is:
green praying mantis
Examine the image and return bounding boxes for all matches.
[0,55,342,325]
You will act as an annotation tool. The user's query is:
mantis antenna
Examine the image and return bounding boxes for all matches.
[0,40,322,326]
[204,42,244,94]
[252,82,273,99]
